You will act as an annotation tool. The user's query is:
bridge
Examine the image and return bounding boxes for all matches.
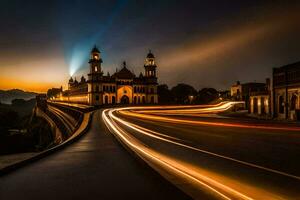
[1,101,300,199]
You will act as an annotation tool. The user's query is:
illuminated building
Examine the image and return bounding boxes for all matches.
[249,79,271,116]
[272,61,300,120]
[56,46,158,105]
[231,81,267,110]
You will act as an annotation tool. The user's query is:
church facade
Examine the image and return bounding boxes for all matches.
[56,46,158,106]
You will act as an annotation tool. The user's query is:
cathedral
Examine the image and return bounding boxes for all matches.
[56,46,158,105]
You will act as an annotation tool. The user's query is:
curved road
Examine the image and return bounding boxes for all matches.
[0,110,190,200]
[103,104,300,200]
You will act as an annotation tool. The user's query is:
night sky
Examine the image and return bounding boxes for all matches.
[1,0,300,92]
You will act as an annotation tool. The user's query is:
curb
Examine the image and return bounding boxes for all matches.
[0,111,94,176]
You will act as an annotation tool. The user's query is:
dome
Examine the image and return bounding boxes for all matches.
[147,50,155,58]
[91,45,100,53]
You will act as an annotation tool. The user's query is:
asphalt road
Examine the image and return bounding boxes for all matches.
[103,104,300,200]
[0,110,190,200]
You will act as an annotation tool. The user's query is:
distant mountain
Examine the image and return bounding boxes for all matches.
[0,89,38,104]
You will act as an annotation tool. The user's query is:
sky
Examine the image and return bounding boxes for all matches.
[0,0,300,92]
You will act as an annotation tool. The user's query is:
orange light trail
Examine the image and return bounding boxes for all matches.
[118,103,300,132]
[102,102,298,199]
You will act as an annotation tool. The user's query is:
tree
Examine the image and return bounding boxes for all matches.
[47,88,62,98]
[196,88,219,104]
[171,83,197,104]
[11,99,26,106]
[0,110,20,134]
[157,84,173,104]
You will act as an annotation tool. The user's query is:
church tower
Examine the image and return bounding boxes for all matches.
[87,46,103,105]
[89,46,103,75]
[144,50,157,78]
[144,50,158,104]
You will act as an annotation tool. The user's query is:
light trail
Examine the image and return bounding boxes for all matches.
[102,109,253,200]
[102,102,298,199]
[110,110,300,181]
[132,101,243,115]
[118,105,300,132]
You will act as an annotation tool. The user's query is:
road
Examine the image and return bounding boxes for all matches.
[0,110,190,200]
[102,102,300,200]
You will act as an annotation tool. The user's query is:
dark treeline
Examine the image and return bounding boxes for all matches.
[158,83,226,105]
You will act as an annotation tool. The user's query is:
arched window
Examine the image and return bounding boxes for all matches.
[142,96,145,104]
[138,96,141,104]
[134,96,137,104]
[110,86,112,92]
[112,96,116,104]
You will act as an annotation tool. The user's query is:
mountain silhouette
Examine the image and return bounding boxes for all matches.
[0,89,38,104]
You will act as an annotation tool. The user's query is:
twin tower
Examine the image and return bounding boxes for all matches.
[67,46,158,106]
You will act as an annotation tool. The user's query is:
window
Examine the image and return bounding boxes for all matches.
[151,96,154,104]
[96,95,99,101]
[95,85,99,92]
[95,66,98,72]
[261,97,265,114]
[112,96,116,104]
[134,96,137,104]
[150,88,154,94]
[105,96,109,104]
[279,96,284,114]
[291,95,297,110]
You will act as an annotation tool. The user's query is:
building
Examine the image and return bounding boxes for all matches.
[273,61,300,120]
[231,81,267,110]
[249,79,271,116]
[47,87,63,99]
[55,46,158,106]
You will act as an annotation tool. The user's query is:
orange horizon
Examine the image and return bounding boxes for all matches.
[0,77,67,93]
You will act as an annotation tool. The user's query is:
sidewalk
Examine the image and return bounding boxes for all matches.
[0,110,190,200]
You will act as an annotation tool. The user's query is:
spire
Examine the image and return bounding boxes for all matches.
[91,45,100,53]
[81,75,86,83]
[123,61,127,68]
[147,49,155,58]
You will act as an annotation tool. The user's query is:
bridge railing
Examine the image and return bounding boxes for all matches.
[38,102,85,141]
